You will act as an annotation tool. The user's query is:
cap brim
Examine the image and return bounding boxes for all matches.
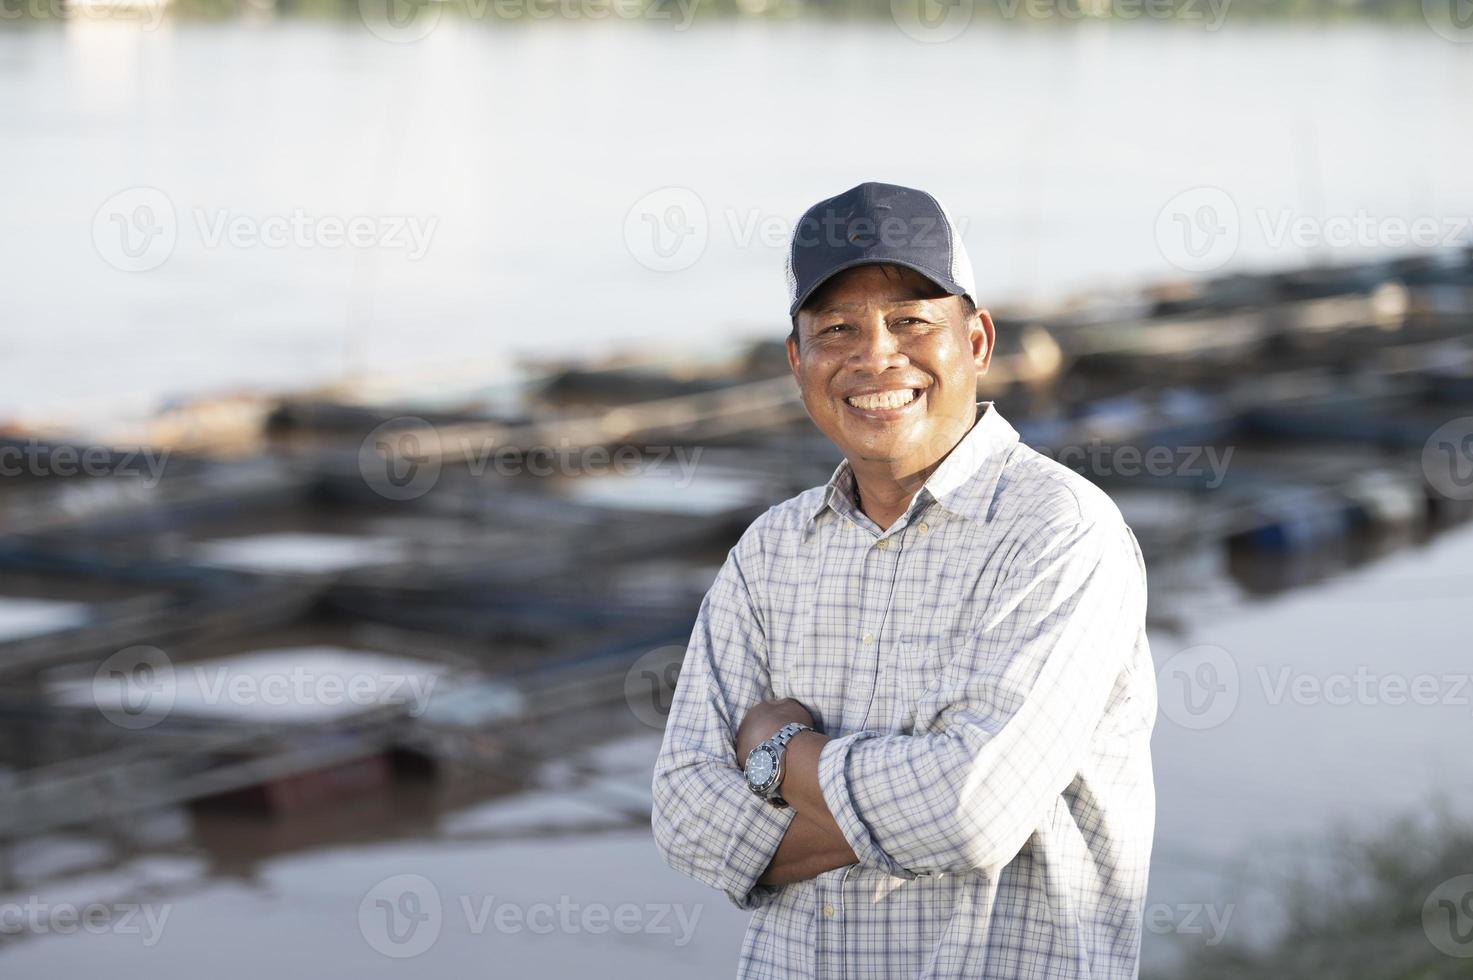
[788,256,969,317]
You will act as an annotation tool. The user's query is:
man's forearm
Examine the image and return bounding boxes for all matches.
[759,808,857,885]
[757,730,858,884]
[777,730,838,823]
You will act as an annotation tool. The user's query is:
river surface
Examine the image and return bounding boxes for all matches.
[4,13,1471,974]
[3,518,1473,975]
[3,18,1472,426]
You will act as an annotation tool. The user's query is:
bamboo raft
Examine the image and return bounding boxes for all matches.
[3,246,1472,840]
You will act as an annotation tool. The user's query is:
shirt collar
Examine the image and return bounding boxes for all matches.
[805,402,1019,527]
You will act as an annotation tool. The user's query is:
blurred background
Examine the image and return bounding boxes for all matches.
[4,1,1473,977]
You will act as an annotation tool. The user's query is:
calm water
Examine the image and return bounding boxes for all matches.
[4,17,1473,974]
[3,19,1472,427]
[4,520,1473,975]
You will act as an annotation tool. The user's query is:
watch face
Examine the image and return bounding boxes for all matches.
[746,746,778,791]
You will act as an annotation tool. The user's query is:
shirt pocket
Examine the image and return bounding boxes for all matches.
[876,634,952,734]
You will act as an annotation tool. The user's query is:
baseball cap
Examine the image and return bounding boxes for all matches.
[784,181,976,317]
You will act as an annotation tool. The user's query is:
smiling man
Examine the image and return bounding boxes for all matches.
[652,182,1157,979]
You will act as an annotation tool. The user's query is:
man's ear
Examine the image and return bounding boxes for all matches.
[971,308,996,375]
[786,332,802,386]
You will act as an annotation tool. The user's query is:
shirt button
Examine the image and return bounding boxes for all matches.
[861,632,874,644]
[918,522,930,534]
[822,903,835,918]
[875,538,890,550]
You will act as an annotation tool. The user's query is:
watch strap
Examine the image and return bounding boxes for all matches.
[761,722,814,807]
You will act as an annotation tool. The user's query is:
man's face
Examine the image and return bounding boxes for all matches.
[787,264,994,479]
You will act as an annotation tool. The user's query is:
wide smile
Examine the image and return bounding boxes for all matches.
[842,386,927,420]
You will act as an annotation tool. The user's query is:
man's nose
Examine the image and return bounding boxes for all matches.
[849,322,908,375]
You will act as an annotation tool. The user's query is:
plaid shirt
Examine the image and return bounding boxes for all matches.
[652,403,1156,979]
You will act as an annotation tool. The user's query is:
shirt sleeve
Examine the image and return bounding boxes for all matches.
[651,533,797,909]
[816,515,1148,878]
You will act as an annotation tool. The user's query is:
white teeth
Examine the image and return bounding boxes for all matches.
[846,388,918,411]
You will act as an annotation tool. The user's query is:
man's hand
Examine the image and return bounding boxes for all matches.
[734,698,860,883]
[735,698,814,767]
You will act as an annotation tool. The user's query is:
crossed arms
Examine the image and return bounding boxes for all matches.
[650,514,1146,907]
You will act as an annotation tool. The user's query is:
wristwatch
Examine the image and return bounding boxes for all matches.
[744,722,814,808]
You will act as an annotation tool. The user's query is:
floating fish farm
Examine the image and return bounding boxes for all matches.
[3,247,1473,853]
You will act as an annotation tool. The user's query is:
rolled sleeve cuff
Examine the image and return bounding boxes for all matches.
[817,731,919,880]
[725,791,800,910]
